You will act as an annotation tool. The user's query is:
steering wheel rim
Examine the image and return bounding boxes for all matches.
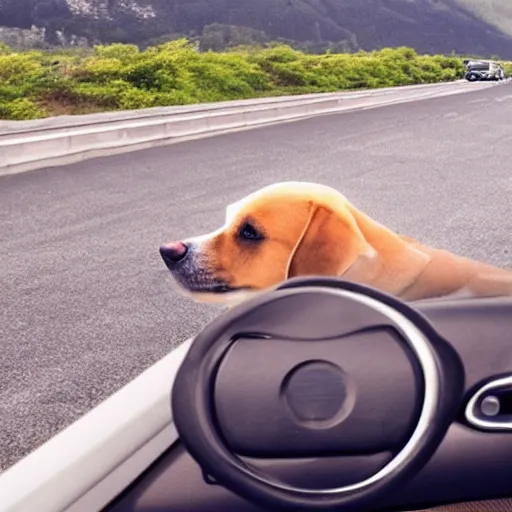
[171,278,464,511]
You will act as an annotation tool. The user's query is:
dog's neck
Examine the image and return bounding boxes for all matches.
[340,204,432,297]
[341,203,512,301]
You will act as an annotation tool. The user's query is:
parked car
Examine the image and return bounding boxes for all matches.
[464,60,506,82]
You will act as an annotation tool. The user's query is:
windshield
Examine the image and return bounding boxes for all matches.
[467,61,492,70]
[0,0,511,479]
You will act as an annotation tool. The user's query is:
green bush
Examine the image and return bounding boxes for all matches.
[0,40,487,120]
[94,43,140,62]
[0,53,45,86]
[0,98,47,120]
[122,52,191,91]
[70,81,131,108]
[73,57,125,83]
[503,61,512,76]
[0,42,13,55]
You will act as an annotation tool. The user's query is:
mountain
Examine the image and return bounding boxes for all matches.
[456,0,512,39]
[1,0,512,58]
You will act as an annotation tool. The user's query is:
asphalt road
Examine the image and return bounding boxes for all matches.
[1,82,512,472]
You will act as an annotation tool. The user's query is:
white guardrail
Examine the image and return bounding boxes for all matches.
[0,80,495,177]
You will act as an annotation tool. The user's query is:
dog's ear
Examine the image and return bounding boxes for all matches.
[286,203,372,279]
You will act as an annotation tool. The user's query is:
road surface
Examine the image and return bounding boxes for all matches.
[1,82,511,472]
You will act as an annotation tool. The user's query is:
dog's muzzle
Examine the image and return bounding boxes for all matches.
[159,240,250,295]
[159,240,218,292]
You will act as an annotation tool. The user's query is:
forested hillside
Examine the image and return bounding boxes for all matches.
[1,0,512,57]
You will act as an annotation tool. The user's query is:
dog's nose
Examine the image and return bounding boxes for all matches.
[159,242,189,265]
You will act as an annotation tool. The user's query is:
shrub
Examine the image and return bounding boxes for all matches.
[0,53,45,86]
[94,43,140,62]
[72,57,125,83]
[0,98,47,120]
[0,42,13,55]
[0,41,481,120]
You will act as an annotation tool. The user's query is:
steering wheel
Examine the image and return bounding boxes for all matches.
[171,277,465,511]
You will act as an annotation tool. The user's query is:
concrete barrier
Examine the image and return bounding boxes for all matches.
[0,80,496,176]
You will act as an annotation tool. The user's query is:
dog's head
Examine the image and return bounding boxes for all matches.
[159,182,376,305]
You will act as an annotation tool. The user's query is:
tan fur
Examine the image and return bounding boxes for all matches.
[161,181,512,304]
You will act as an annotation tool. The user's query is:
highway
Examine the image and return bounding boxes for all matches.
[1,81,511,472]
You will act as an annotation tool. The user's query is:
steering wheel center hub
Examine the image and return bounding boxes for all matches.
[283,361,354,428]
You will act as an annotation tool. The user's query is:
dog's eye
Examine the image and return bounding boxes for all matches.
[239,222,263,241]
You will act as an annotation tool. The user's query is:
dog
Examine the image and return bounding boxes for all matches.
[159,181,512,305]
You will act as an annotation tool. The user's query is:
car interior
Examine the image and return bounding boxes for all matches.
[100,276,512,512]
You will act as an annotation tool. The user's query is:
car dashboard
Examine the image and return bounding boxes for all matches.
[103,277,512,512]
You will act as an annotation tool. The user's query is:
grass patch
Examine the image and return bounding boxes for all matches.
[0,39,506,121]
